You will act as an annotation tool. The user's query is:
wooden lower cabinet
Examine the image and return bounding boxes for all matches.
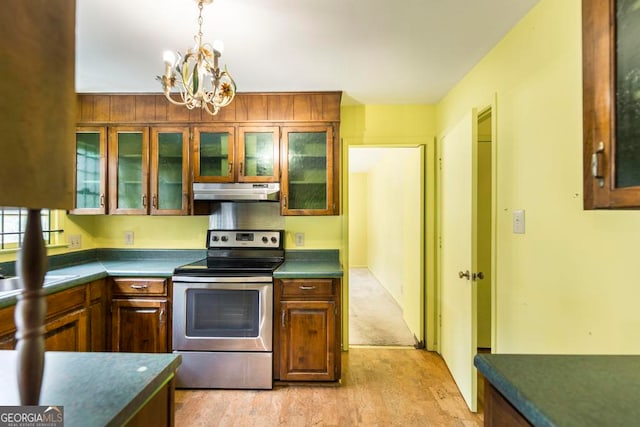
[484,381,533,426]
[44,309,88,351]
[125,377,175,427]
[111,299,168,353]
[110,277,170,353]
[275,278,341,381]
[0,303,16,349]
[0,283,95,352]
[88,279,108,351]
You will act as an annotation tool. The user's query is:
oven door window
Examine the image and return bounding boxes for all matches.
[186,289,260,337]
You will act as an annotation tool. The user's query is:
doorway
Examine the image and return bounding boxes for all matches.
[347,146,424,347]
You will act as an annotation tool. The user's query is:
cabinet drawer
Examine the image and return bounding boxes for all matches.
[279,279,335,298]
[111,278,167,297]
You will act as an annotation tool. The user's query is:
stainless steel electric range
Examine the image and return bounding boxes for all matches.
[172,229,284,389]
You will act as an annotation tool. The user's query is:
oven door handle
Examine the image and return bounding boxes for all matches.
[172,275,273,283]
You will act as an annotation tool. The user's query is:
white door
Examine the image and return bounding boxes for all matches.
[439,109,479,411]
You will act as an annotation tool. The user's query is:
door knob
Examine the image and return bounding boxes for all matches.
[473,272,485,281]
[458,270,470,280]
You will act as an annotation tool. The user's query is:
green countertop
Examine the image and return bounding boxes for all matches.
[0,350,181,427]
[0,248,342,307]
[0,249,204,308]
[474,353,640,426]
[275,249,343,278]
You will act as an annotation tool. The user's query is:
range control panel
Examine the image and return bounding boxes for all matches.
[207,230,282,249]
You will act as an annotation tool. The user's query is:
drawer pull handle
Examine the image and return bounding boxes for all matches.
[299,285,316,290]
[130,284,148,290]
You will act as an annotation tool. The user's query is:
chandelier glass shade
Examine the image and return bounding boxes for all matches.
[157,0,236,116]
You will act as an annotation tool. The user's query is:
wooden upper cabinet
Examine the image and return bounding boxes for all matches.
[237,126,280,182]
[108,127,150,214]
[583,0,640,208]
[150,127,190,214]
[75,92,342,215]
[193,126,236,182]
[108,126,189,215]
[71,126,108,214]
[280,125,338,215]
[193,126,280,183]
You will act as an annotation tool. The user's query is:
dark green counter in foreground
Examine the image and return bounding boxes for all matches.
[0,350,181,427]
[474,353,640,426]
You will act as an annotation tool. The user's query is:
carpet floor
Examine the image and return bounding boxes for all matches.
[348,268,416,346]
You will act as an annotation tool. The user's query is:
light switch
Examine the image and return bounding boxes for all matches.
[513,209,525,234]
[294,232,304,246]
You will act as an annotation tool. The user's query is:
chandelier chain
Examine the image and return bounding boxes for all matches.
[197,1,204,41]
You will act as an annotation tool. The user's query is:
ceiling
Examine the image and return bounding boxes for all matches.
[76,0,539,105]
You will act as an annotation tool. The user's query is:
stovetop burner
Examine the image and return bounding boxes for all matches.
[173,229,284,277]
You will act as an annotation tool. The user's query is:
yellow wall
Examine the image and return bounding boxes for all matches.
[437,0,640,353]
[90,215,209,248]
[348,172,368,267]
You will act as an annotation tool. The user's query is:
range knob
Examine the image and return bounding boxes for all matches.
[221,235,228,242]
[271,236,278,244]
[212,235,219,242]
[262,236,269,243]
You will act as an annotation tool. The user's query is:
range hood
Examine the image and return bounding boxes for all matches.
[193,183,280,202]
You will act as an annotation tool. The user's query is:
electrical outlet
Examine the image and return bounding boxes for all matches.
[124,231,134,245]
[68,235,81,249]
[294,232,305,246]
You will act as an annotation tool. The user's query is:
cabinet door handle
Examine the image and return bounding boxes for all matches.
[591,141,605,188]
[299,285,316,290]
[152,195,157,209]
[159,309,164,323]
[239,161,244,176]
[100,194,105,207]
[142,195,147,207]
[228,163,233,175]
[283,195,287,208]
[130,284,148,290]
[281,310,286,328]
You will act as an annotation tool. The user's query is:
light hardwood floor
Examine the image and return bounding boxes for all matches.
[175,347,483,426]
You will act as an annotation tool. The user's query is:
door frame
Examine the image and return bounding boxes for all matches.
[343,143,429,349]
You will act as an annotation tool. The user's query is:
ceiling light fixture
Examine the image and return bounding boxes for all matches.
[157,0,236,115]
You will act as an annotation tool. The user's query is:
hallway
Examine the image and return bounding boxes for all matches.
[349,268,415,346]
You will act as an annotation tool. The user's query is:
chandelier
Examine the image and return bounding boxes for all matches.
[157,0,236,116]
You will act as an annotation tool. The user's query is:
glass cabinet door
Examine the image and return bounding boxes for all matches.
[238,127,280,182]
[108,127,149,214]
[151,127,189,215]
[72,127,107,214]
[281,126,335,215]
[583,0,640,208]
[193,126,235,182]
